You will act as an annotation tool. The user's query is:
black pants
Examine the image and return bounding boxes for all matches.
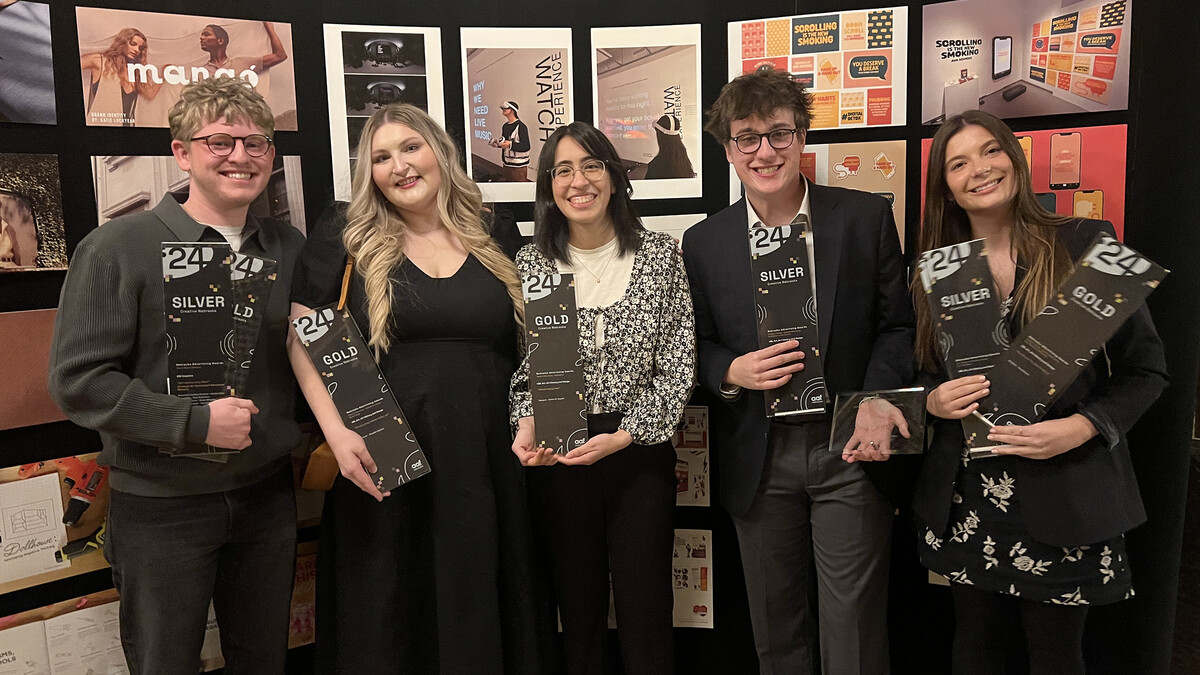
[951,584,1089,675]
[531,414,676,675]
[105,466,297,675]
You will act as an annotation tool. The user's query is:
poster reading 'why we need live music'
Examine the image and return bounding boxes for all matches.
[730,7,907,129]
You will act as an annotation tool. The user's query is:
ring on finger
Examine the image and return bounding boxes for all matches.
[868,440,877,447]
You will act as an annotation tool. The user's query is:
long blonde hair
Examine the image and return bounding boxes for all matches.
[914,110,1072,371]
[344,104,523,355]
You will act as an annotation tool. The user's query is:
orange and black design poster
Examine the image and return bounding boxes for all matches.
[730,7,907,129]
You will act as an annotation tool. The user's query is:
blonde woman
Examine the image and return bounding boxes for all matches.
[289,104,547,673]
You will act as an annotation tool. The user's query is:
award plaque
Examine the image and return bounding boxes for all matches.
[162,242,233,405]
[829,387,927,455]
[292,307,432,491]
[522,273,587,454]
[917,239,1008,455]
[973,233,1167,441]
[224,251,277,398]
[917,239,1008,377]
[749,217,826,417]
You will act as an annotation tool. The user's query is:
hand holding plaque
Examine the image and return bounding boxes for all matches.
[748,216,826,417]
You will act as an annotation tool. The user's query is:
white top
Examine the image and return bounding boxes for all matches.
[559,236,635,312]
[207,223,246,252]
[558,236,636,412]
[744,174,812,229]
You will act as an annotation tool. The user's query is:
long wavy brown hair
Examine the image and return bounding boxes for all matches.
[99,28,157,97]
[343,103,523,356]
[914,110,1072,371]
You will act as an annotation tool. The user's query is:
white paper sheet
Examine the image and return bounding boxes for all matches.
[0,621,51,675]
[0,474,69,583]
[44,602,126,675]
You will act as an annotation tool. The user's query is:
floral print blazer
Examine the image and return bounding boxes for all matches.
[510,230,696,445]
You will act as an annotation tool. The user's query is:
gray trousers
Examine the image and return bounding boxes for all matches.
[732,422,893,675]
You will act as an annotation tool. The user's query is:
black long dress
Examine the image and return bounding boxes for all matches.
[292,205,546,674]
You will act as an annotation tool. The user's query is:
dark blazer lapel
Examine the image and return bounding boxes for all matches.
[809,183,843,355]
[725,198,757,323]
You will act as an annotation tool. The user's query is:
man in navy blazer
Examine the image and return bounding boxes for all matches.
[681,66,914,674]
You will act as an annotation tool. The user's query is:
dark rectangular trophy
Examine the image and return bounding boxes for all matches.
[522,273,588,454]
[917,239,1008,377]
[162,242,235,460]
[162,242,233,405]
[749,216,826,417]
[974,232,1167,435]
[293,307,432,491]
[916,239,1007,453]
[224,251,277,398]
[174,251,278,461]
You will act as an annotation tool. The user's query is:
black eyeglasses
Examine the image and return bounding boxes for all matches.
[548,159,607,185]
[191,133,274,157]
[730,128,799,154]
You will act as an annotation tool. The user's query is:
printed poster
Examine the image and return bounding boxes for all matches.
[729,8,908,129]
[323,24,445,202]
[75,7,297,129]
[462,27,573,202]
[592,25,702,199]
[91,155,307,234]
[733,140,907,247]
[922,0,1131,122]
[0,1,55,125]
[920,124,1127,237]
[0,454,111,595]
[0,473,68,584]
[672,529,713,628]
[672,406,710,508]
[0,153,66,271]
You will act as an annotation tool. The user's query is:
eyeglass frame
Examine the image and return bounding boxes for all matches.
[190,133,275,157]
[546,159,609,185]
[729,128,800,155]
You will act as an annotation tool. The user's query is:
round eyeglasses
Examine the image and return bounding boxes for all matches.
[191,133,274,157]
[549,159,607,185]
[730,128,799,154]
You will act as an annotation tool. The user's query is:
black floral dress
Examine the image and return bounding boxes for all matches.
[917,297,1132,606]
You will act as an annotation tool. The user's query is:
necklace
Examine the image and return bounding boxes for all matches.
[571,240,618,283]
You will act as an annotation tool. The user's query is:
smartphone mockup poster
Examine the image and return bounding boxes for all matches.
[921,124,1127,237]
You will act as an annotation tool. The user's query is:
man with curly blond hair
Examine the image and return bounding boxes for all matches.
[50,76,305,674]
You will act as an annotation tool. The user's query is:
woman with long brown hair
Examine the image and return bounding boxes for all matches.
[290,103,548,673]
[912,110,1166,674]
[80,27,164,126]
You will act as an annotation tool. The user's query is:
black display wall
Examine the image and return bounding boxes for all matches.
[1,1,1196,673]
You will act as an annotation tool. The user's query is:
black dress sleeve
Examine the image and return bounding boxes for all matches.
[486,207,525,260]
[291,201,349,309]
